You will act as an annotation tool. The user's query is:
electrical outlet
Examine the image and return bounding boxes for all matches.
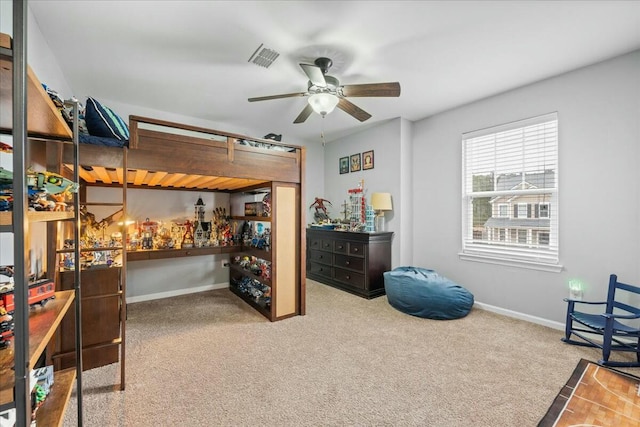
[221,259,229,268]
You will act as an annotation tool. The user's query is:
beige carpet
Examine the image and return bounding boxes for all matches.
[62,280,635,426]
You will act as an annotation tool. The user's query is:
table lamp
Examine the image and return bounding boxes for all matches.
[371,192,392,232]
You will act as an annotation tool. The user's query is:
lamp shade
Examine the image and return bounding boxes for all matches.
[371,192,392,211]
[308,93,339,116]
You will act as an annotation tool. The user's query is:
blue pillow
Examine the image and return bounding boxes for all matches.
[85,97,129,141]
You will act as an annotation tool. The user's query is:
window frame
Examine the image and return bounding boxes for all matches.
[497,203,509,218]
[538,202,550,219]
[459,112,562,273]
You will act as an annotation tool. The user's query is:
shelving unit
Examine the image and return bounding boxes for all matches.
[0,7,83,425]
[0,291,75,405]
[229,244,273,318]
[229,183,300,321]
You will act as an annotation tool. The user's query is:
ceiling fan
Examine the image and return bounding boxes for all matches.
[248,57,401,124]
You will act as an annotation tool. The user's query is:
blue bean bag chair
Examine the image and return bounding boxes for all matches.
[384,267,474,320]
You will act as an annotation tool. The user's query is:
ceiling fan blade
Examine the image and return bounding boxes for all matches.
[293,104,314,124]
[300,63,327,87]
[248,92,307,102]
[337,98,372,122]
[340,82,401,97]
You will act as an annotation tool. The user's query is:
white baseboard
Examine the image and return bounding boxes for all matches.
[474,301,565,331]
[127,282,229,304]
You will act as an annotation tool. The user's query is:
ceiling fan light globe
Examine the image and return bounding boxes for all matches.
[308,93,339,116]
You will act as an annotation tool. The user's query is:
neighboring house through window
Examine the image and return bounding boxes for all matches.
[460,112,560,271]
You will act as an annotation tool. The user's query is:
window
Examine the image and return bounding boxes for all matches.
[515,203,528,218]
[538,203,550,218]
[518,229,528,244]
[461,112,560,271]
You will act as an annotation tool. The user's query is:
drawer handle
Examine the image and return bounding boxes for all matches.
[338,245,344,249]
[353,248,358,252]
[186,251,191,255]
[346,275,350,279]
[345,261,350,265]
[319,255,323,259]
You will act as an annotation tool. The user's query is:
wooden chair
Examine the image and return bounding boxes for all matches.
[562,274,640,367]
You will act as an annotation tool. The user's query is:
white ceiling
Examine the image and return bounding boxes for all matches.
[29,1,640,145]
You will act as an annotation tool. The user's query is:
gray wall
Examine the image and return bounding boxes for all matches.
[323,118,412,269]
[411,50,640,325]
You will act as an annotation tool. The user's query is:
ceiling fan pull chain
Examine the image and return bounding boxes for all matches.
[321,115,327,147]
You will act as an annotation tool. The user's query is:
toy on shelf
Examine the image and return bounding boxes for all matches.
[181,220,195,248]
[310,197,332,223]
[231,275,271,307]
[262,192,272,217]
[365,204,375,232]
[0,267,56,315]
[140,218,158,249]
[212,207,233,246]
[80,205,124,239]
[0,306,13,349]
[348,180,367,231]
[233,255,272,281]
[193,196,212,247]
[0,167,78,212]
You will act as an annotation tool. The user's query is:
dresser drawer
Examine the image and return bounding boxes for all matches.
[348,242,365,257]
[308,237,323,251]
[320,239,333,251]
[333,240,348,254]
[309,237,333,252]
[308,262,332,278]
[309,249,331,265]
[333,268,365,289]
[333,254,365,272]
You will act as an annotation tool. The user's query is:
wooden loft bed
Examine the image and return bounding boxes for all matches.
[63,115,304,191]
[60,115,307,321]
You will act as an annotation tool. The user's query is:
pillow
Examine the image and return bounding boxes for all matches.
[84,97,129,141]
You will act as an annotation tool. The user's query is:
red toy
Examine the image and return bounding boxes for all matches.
[0,278,56,314]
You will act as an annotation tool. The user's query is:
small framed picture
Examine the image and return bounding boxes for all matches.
[362,150,374,170]
[350,153,361,172]
[339,156,349,174]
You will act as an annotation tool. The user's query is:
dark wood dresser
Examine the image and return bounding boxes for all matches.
[306,228,393,298]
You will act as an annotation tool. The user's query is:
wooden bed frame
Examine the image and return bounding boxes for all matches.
[64,115,303,189]
[58,115,307,320]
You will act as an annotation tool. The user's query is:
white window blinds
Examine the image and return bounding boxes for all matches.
[461,113,559,270]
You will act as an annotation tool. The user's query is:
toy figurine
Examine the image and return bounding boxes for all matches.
[262,193,272,217]
[310,197,332,216]
[182,220,194,248]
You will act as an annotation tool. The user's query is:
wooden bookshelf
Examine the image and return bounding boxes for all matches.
[36,368,76,427]
[0,290,75,406]
[0,32,72,140]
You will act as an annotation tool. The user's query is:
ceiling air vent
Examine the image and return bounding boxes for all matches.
[248,43,280,68]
